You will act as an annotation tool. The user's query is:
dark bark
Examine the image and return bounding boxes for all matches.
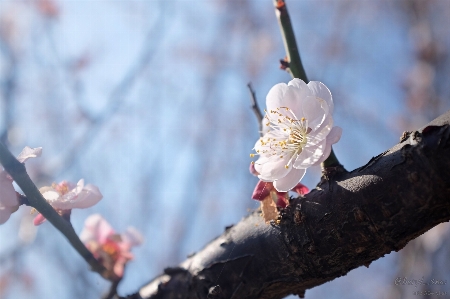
[134,111,450,299]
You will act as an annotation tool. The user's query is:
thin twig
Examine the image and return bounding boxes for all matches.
[102,279,121,299]
[273,0,341,168]
[247,83,264,136]
[0,142,112,280]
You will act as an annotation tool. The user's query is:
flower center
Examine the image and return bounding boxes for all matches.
[288,127,307,147]
[102,239,121,261]
[52,181,70,195]
[251,107,310,169]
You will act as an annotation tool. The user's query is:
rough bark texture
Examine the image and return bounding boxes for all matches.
[134,111,450,299]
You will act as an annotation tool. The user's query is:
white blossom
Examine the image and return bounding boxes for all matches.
[252,79,342,192]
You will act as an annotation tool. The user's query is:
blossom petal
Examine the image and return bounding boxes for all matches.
[0,208,12,225]
[33,213,47,226]
[311,126,342,166]
[68,184,103,209]
[266,83,306,120]
[122,227,144,247]
[0,171,18,208]
[302,96,326,131]
[288,78,309,90]
[307,81,334,114]
[113,257,129,278]
[288,79,313,106]
[249,163,260,176]
[261,119,269,135]
[266,83,289,112]
[273,167,306,192]
[287,79,313,116]
[293,139,326,169]
[49,182,102,210]
[308,113,333,145]
[312,142,332,166]
[80,214,114,244]
[73,179,85,195]
[326,126,342,145]
[41,190,60,201]
[256,154,292,181]
[16,146,42,163]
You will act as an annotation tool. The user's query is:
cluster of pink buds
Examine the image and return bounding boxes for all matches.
[80,214,143,280]
[249,163,309,208]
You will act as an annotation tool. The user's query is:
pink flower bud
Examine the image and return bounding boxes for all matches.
[33,213,46,226]
[251,181,272,201]
[249,162,260,176]
[275,191,288,208]
[293,182,309,196]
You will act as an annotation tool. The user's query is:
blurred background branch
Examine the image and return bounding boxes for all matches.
[247,82,263,135]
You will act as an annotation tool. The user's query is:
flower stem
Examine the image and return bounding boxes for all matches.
[102,279,121,299]
[273,0,341,170]
[273,0,308,81]
[0,142,112,280]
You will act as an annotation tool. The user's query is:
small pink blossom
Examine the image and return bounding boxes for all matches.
[80,214,143,280]
[0,146,42,224]
[34,179,103,225]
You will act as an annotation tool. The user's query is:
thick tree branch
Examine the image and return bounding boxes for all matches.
[134,110,450,299]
